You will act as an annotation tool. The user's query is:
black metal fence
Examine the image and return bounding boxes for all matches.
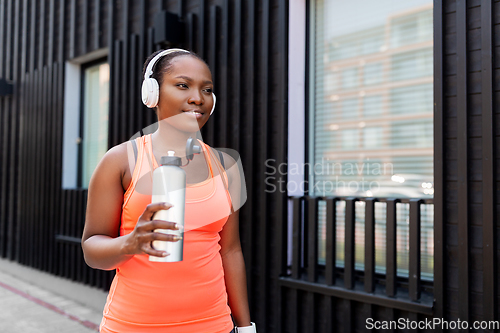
[279,196,434,332]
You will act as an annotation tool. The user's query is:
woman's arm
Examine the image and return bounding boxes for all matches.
[81,143,180,270]
[219,209,251,327]
[218,151,251,327]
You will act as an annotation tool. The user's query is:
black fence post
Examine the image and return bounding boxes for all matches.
[307,197,319,283]
[364,198,377,293]
[386,198,399,297]
[291,197,302,280]
[409,199,423,301]
[344,198,356,290]
[325,198,337,286]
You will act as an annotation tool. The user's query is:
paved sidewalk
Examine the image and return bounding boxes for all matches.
[0,258,106,332]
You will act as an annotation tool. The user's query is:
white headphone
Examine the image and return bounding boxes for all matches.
[141,48,216,115]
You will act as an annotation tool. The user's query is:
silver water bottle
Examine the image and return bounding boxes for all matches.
[149,151,186,262]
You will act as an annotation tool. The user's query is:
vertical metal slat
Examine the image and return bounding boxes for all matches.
[0,0,11,259]
[218,0,228,148]
[34,68,43,269]
[69,0,76,59]
[307,197,318,282]
[481,0,496,323]
[344,198,355,289]
[47,0,54,65]
[258,0,270,326]
[409,199,422,301]
[206,5,218,146]
[198,0,206,58]
[54,62,64,274]
[128,33,137,137]
[364,198,376,293]
[82,0,88,55]
[37,0,45,70]
[120,0,129,143]
[241,0,255,311]
[325,198,336,285]
[275,1,288,325]
[112,40,122,147]
[386,199,398,297]
[291,197,302,279]
[456,0,469,324]
[5,0,17,260]
[94,0,100,50]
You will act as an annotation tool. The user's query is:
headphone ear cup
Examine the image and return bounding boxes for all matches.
[141,78,160,108]
[210,93,216,115]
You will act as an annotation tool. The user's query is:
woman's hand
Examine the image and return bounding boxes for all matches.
[123,202,183,258]
[82,144,184,270]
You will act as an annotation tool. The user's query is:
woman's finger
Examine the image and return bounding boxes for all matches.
[140,202,173,221]
[149,232,183,242]
[150,220,182,231]
[141,244,170,257]
[139,231,182,243]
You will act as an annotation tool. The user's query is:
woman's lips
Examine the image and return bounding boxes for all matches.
[183,110,204,119]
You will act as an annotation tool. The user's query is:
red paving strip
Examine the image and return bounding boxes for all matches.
[0,280,100,332]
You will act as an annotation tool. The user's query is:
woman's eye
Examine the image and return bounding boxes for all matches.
[204,88,213,93]
[177,83,188,88]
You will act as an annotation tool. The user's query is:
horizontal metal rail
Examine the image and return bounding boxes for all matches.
[54,235,82,245]
[280,277,434,315]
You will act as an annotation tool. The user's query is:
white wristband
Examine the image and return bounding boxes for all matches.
[236,322,256,333]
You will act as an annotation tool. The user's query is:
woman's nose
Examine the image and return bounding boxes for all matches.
[188,90,203,105]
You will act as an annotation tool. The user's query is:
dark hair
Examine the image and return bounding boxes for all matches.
[141,49,211,89]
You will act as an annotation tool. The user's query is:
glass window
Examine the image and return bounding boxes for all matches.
[341,98,358,119]
[391,49,433,81]
[362,95,384,117]
[390,84,433,115]
[341,129,359,150]
[364,127,384,148]
[311,0,433,280]
[342,67,359,89]
[80,62,110,188]
[364,62,384,86]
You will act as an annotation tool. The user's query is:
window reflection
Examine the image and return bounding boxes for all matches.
[312,0,434,280]
[81,62,110,188]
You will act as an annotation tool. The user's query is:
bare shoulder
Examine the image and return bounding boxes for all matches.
[89,141,134,189]
[97,142,129,175]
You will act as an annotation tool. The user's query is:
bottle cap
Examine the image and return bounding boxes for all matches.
[160,151,181,166]
[186,137,201,161]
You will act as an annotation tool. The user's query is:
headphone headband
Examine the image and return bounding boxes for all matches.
[144,48,190,80]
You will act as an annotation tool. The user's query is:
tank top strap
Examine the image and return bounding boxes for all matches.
[143,134,157,177]
[123,136,146,208]
[200,142,228,185]
[200,142,233,213]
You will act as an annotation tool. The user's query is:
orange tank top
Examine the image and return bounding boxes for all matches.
[99,134,234,333]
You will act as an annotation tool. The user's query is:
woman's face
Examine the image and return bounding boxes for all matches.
[156,55,214,133]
